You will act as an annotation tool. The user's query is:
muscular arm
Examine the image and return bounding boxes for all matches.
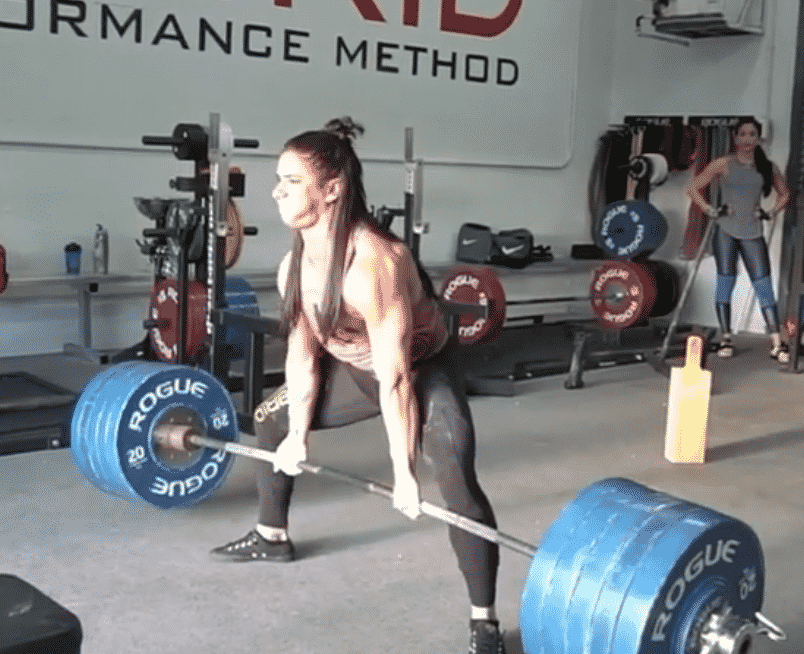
[688,157,728,215]
[284,313,320,440]
[348,238,421,518]
[275,252,320,472]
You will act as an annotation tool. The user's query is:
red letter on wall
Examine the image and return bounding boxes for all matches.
[274,0,385,22]
[440,0,523,37]
[403,0,420,26]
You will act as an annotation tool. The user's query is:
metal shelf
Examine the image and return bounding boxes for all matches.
[653,13,761,38]
[636,0,764,45]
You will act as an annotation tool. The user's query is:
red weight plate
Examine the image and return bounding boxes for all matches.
[148,279,207,363]
[439,266,507,346]
[590,261,657,329]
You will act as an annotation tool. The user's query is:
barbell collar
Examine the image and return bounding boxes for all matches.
[698,607,756,654]
[181,432,537,558]
[754,611,787,642]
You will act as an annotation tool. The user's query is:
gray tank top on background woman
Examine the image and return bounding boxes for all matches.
[717,155,764,240]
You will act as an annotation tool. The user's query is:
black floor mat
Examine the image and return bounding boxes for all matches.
[0,372,75,411]
[0,373,75,454]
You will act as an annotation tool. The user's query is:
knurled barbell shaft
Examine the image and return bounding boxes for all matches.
[186,432,537,558]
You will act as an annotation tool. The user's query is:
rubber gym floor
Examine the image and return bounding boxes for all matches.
[1,328,802,654]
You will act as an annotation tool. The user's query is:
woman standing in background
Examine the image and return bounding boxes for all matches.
[688,117,790,360]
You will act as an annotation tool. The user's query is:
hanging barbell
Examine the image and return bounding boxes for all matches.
[69,362,785,654]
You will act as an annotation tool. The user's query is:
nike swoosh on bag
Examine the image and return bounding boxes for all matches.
[501,245,525,255]
[461,238,479,246]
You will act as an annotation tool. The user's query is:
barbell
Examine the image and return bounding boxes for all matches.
[439,260,680,345]
[69,362,786,653]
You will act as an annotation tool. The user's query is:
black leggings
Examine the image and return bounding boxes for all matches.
[712,226,779,333]
[252,341,500,607]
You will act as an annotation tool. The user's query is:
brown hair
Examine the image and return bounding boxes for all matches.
[279,117,370,340]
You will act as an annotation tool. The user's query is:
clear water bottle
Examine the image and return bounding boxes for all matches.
[93,224,109,274]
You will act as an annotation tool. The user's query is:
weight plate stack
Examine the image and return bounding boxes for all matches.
[70,362,238,509]
[519,478,764,654]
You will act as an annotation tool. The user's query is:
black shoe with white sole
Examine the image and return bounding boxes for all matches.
[210,530,295,562]
[469,621,506,654]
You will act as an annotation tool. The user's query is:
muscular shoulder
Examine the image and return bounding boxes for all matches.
[345,223,415,303]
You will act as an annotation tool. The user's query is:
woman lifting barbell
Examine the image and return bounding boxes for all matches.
[210,118,506,654]
[687,117,790,360]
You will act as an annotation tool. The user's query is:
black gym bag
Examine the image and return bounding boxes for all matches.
[456,223,551,269]
[456,223,495,264]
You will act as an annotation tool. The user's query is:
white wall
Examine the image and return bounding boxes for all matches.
[0,0,615,356]
[0,0,583,167]
[0,0,800,357]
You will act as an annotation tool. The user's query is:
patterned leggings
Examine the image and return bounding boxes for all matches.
[712,225,779,333]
